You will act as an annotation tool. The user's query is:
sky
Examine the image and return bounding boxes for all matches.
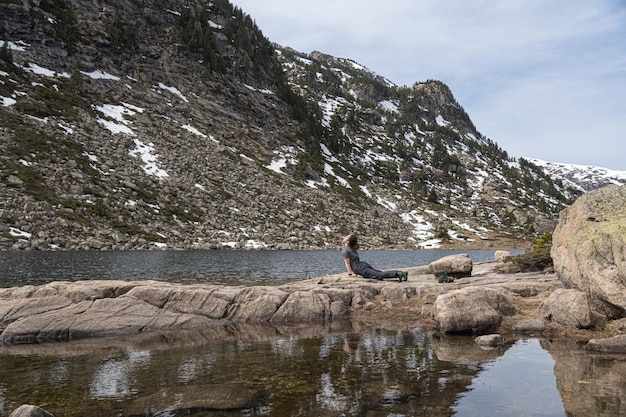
[231,0,626,171]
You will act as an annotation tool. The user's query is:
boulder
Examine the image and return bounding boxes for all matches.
[586,335,626,354]
[428,254,473,279]
[494,250,512,262]
[551,184,626,319]
[432,287,516,334]
[540,289,592,328]
[9,405,54,417]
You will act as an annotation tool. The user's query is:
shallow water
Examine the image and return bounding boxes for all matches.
[453,339,564,417]
[2,322,623,417]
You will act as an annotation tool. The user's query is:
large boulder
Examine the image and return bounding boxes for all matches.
[540,288,592,328]
[551,185,626,319]
[428,254,473,278]
[432,287,516,334]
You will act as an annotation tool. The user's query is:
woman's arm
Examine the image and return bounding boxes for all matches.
[344,258,354,276]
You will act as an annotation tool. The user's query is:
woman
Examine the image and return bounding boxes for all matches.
[341,234,408,281]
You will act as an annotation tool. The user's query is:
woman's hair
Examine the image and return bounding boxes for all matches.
[347,234,358,247]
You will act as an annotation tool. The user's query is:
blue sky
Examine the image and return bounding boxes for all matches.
[231,0,626,171]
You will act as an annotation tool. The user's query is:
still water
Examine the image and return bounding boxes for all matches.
[0,323,582,417]
[0,249,518,288]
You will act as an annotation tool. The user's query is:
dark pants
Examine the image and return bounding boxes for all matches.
[355,263,399,280]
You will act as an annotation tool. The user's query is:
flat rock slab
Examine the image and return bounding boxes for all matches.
[0,276,396,345]
[0,263,561,345]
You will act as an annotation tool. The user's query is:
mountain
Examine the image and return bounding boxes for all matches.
[525,159,626,192]
[0,0,620,251]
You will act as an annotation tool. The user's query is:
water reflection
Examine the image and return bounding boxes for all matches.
[453,339,565,417]
[0,323,623,416]
[549,339,626,417]
[89,350,151,399]
[0,385,5,415]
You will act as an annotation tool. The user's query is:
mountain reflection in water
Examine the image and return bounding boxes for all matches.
[2,321,623,417]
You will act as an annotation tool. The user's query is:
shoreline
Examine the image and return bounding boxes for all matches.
[1,260,618,347]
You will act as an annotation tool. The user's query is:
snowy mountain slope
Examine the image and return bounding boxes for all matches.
[0,0,613,251]
[275,47,582,245]
[526,158,626,192]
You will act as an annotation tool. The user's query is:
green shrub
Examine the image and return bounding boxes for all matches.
[504,231,553,272]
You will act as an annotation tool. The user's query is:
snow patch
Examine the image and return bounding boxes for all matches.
[129,139,169,179]
[157,82,189,103]
[379,99,399,113]
[266,147,297,175]
[400,211,438,248]
[20,62,70,78]
[2,40,28,52]
[182,124,207,138]
[1,96,16,107]
[95,102,144,136]
[81,70,119,80]
[436,115,451,127]
[9,227,31,239]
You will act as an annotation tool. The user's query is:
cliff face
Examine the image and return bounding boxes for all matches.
[0,0,587,251]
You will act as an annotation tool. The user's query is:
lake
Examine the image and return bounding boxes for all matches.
[1,250,625,417]
[0,249,521,288]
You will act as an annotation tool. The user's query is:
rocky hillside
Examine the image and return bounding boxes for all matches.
[0,0,617,251]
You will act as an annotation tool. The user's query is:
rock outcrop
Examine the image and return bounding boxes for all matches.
[0,259,566,345]
[494,250,512,262]
[551,184,626,319]
[3,250,624,346]
[0,277,379,344]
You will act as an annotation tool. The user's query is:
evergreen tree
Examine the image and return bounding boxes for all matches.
[0,42,13,65]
